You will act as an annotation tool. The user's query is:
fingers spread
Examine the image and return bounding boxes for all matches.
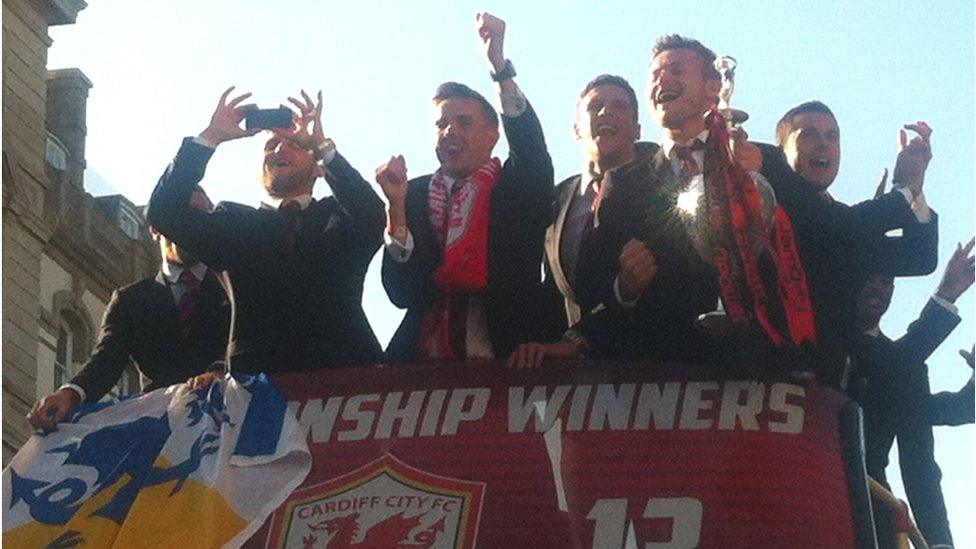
[227,92,253,109]
[218,86,235,106]
[288,97,308,113]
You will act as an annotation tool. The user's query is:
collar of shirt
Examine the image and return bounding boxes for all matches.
[161,260,208,285]
[260,194,314,211]
[580,162,622,197]
[580,165,599,197]
[662,130,710,168]
[440,173,470,196]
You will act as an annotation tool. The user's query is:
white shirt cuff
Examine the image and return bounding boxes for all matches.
[499,88,528,118]
[192,135,217,149]
[384,230,414,262]
[317,141,337,165]
[892,186,932,223]
[614,276,639,308]
[930,294,960,317]
[59,383,86,403]
[911,190,931,223]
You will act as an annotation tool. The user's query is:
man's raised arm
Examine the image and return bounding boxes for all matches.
[283,90,385,246]
[146,87,260,269]
[477,12,552,180]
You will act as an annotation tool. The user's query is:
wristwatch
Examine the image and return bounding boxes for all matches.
[315,138,336,162]
[490,59,517,82]
[561,328,590,353]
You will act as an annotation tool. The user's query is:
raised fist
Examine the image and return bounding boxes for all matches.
[375,155,409,205]
[476,12,506,71]
[618,239,658,302]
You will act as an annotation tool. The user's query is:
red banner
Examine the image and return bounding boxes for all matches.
[247,360,863,548]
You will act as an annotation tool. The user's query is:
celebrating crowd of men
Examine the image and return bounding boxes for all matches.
[27,12,973,548]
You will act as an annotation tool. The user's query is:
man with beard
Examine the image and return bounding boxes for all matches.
[848,238,974,548]
[29,187,231,431]
[147,88,385,374]
[377,13,553,362]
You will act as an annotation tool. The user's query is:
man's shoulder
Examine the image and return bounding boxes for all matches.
[556,174,582,191]
[112,275,168,307]
[214,200,258,214]
[119,274,164,293]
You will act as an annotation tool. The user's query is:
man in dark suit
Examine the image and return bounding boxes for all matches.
[508,72,719,367]
[539,75,662,337]
[146,88,385,374]
[376,13,553,362]
[764,101,938,352]
[848,238,974,548]
[28,187,231,431]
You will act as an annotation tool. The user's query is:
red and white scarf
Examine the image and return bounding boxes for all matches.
[416,158,502,359]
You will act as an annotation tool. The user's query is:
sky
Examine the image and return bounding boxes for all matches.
[48,0,973,543]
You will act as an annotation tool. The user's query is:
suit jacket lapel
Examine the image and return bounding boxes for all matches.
[152,270,181,337]
[547,176,582,307]
[650,146,672,182]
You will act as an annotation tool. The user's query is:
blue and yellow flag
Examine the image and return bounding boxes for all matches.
[3,374,310,548]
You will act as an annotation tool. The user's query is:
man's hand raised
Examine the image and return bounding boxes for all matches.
[280,89,327,151]
[960,346,974,371]
[892,121,933,197]
[376,155,409,206]
[936,237,975,303]
[199,86,259,146]
[476,12,506,72]
[729,128,762,173]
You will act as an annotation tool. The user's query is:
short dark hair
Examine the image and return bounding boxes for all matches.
[433,82,499,129]
[651,34,721,81]
[775,101,836,146]
[143,184,210,219]
[579,74,639,122]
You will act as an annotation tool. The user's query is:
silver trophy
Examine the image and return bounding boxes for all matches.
[715,56,749,127]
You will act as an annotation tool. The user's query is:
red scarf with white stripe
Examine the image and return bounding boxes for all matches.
[416,158,501,359]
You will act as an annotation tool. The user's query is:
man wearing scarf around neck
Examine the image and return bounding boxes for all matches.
[378,12,553,362]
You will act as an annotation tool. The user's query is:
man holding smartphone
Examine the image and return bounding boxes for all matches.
[147,89,385,374]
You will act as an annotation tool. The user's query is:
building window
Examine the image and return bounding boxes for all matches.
[118,210,142,240]
[45,135,68,171]
[53,323,73,391]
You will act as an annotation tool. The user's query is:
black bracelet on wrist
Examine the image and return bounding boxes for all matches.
[490,59,517,82]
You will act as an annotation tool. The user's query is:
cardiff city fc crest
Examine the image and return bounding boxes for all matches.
[267,454,485,549]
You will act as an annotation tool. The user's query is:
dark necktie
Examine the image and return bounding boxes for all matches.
[280,200,303,249]
[589,173,606,214]
[673,139,706,177]
[177,270,201,336]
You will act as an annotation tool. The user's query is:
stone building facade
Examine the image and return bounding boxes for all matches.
[2,0,158,465]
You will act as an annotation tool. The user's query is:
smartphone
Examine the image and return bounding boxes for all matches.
[244,107,293,130]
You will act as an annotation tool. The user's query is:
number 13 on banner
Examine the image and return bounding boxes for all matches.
[587,497,703,548]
